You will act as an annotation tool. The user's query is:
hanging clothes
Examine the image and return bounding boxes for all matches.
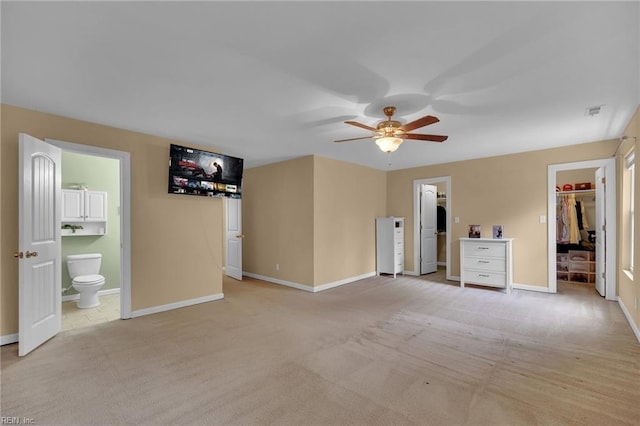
[557,194,581,244]
[576,200,584,230]
[580,200,590,229]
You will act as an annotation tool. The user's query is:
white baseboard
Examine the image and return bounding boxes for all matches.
[314,272,377,292]
[512,283,551,293]
[437,261,446,266]
[618,296,640,344]
[62,287,121,302]
[131,293,224,318]
[1,333,18,346]
[243,273,315,292]
[404,270,419,276]
[243,271,376,293]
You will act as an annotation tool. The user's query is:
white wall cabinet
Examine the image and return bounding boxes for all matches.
[61,189,107,236]
[460,238,513,293]
[376,217,404,278]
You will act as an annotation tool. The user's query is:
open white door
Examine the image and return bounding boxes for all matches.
[18,133,62,356]
[420,184,438,274]
[225,198,243,280]
[595,167,605,297]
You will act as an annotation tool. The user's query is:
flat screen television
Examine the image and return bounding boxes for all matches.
[168,144,243,198]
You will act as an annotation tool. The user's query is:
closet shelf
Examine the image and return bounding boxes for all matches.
[556,189,595,195]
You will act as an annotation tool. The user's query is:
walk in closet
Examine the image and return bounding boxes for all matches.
[555,168,597,285]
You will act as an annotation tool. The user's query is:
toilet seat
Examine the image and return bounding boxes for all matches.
[72,274,105,286]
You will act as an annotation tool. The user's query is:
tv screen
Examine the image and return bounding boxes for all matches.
[168,144,243,198]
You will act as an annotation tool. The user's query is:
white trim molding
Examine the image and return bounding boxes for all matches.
[512,283,551,293]
[1,333,19,346]
[243,272,376,293]
[131,293,224,318]
[62,287,120,303]
[547,159,616,300]
[618,297,640,344]
[47,138,132,319]
[412,176,453,281]
[314,272,377,292]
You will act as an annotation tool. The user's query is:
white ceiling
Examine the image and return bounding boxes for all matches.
[2,1,639,170]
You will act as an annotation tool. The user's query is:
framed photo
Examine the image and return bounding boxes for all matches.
[493,225,504,239]
[468,225,481,238]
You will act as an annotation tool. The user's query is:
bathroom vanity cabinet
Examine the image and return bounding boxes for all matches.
[61,189,107,236]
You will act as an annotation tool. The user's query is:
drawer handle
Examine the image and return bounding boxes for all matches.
[478,260,490,264]
[478,274,490,278]
[478,247,489,250]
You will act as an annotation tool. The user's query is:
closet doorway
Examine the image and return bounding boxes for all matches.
[413,176,452,279]
[547,159,616,301]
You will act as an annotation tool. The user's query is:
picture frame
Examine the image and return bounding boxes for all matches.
[493,225,504,239]
[468,225,481,238]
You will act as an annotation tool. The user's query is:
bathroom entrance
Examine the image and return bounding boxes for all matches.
[47,138,131,333]
[59,150,122,331]
[18,136,131,355]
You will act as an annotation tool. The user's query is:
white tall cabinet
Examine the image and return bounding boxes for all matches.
[376,217,404,278]
[460,238,513,293]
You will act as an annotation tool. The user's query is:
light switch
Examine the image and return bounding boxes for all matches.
[454,216,460,224]
[540,215,546,224]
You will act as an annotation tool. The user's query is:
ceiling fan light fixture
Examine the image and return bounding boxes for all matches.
[376,136,403,153]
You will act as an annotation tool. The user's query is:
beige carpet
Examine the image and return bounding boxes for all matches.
[2,272,639,425]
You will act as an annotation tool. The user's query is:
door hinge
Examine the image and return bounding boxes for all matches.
[601,177,606,184]
[601,272,606,279]
[602,224,606,231]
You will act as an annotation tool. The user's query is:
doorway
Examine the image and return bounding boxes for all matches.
[413,176,452,279]
[48,139,132,318]
[547,159,616,300]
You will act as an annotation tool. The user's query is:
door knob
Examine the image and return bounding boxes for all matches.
[236,234,245,239]
[13,251,24,259]
[25,251,38,258]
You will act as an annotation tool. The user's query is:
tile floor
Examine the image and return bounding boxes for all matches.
[62,293,120,330]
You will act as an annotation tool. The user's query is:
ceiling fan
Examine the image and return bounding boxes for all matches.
[335,106,448,153]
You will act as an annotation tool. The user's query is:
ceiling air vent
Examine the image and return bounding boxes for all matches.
[585,105,604,117]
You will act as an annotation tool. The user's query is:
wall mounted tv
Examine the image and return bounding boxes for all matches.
[168,144,243,198]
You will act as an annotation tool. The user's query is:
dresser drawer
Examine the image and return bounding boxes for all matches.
[463,257,506,272]
[463,270,506,287]
[464,242,505,258]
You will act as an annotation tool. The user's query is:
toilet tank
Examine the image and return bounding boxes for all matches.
[67,253,102,278]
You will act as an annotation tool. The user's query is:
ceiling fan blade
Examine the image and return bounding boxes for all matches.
[334,135,374,143]
[401,115,439,132]
[405,133,448,143]
[344,120,377,132]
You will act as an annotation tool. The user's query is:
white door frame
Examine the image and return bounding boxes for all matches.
[547,158,616,300]
[412,176,452,279]
[47,139,132,318]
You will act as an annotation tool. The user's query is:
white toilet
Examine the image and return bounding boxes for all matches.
[66,253,106,309]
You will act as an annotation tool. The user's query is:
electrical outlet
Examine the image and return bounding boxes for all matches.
[276,263,280,271]
[454,216,460,224]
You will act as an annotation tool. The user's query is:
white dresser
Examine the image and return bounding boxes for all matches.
[460,238,513,293]
[376,217,404,278]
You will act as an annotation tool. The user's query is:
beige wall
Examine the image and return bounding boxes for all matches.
[242,155,386,287]
[242,156,315,285]
[387,140,618,288]
[313,156,386,285]
[618,106,640,333]
[1,104,224,336]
